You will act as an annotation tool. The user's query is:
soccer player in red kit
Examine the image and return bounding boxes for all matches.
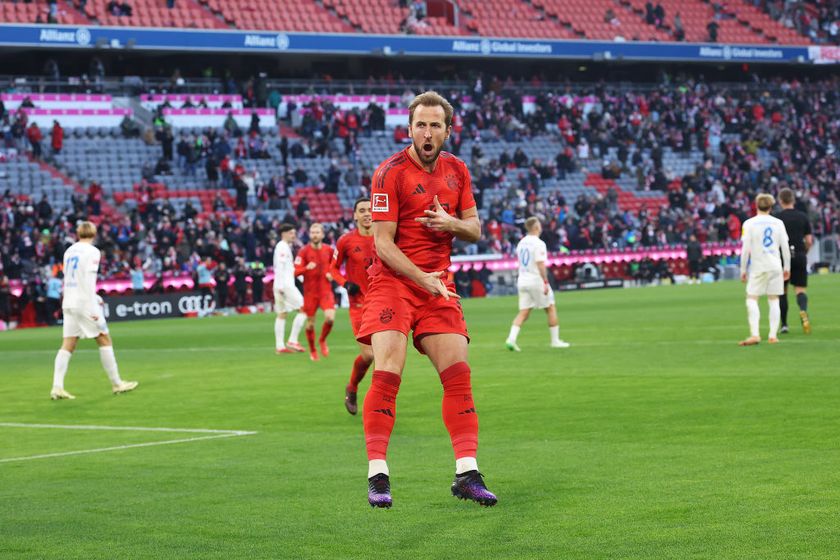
[358,91,497,508]
[294,222,336,361]
[330,198,375,415]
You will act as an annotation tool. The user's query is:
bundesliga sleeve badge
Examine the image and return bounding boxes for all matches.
[372,193,389,213]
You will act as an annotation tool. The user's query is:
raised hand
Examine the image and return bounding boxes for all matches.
[415,195,455,232]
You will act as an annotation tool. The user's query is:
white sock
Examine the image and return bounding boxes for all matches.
[455,457,478,475]
[768,299,780,339]
[549,325,560,343]
[289,313,306,344]
[53,349,72,389]
[99,346,123,385]
[507,324,520,343]
[275,318,286,349]
[368,459,389,478]
[746,299,760,338]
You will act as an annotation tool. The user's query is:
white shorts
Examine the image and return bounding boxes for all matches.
[518,284,555,310]
[62,308,108,339]
[274,285,304,313]
[746,270,784,297]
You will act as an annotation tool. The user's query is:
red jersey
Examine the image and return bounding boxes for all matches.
[294,243,335,295]
[331,229,375,305]
[370,147,476,273]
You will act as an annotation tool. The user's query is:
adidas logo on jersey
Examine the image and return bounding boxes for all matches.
[353,246,362,253]
[374,408,394,417]
[413,184,426,195]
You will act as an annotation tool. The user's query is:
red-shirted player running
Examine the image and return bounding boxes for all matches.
[330,198,375,415]
[294,222,336,362]
[358,91,497,508]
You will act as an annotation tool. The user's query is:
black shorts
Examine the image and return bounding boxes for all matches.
[788,254,807,288]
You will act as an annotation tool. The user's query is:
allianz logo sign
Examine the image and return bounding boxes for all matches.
[39,28,92,46]
[244,33,289,50]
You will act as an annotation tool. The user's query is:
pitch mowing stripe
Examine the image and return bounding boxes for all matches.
[0,423,257,464]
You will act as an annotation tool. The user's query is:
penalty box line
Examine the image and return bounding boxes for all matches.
[0,422,257,464]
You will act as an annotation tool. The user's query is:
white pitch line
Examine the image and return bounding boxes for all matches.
[0,422,256,436]
[0,423,257,464]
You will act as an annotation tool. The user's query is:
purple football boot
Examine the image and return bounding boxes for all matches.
[368,473,392,508]
[451,470,497,507]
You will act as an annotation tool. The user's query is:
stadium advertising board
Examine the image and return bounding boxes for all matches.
[0,24,813,63]
[101,292,215,322]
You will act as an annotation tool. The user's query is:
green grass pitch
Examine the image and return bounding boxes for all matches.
[1,276,839,559]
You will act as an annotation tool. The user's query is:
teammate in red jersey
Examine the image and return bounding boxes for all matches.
[294,222,336,362]
[358,91,497,508]
[330,198,375,415]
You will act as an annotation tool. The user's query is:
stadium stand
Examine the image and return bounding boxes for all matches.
[198,0,353,33]
[0,0,823,45]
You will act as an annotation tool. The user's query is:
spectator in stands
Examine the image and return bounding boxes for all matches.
[26,123,43,159]
[292,166,308,187]
[214,262,230,308]
[653,2,665,28]
[35,194,53,222]
[224,112,241,137]
[121,114,142,138]
[154,157,172,176]
[645,1,655,25]
[233,174,249,211]
[131,263,145,294]
[51,120,64,155]
[707,20,719,42]
[0,272,11,326]
[674,12,685,41]
[249,112,261,135]
[296,196,310,221]
[232,258,250,306]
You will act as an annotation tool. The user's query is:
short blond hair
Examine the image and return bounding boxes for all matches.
[755,193,775,212]
[525,216,541,233]
[77,221,97,239]
[408,91,453,128]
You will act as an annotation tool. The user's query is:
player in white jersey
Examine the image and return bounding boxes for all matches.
[273,223,307,354]
[739,193,791,346]
[50,221,138,400]
[505,217,570,351]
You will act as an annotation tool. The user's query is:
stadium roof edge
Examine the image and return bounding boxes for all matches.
[0,23,826,65]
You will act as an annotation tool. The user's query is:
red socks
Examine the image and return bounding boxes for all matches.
[347,355,373,392]
[319,320,333,342]
[439,362,478,460]
[363,370,401,460]
[305,326,316,352]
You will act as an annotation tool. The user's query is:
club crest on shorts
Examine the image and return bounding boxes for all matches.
[372,193,389,213]
[379,307,394,324]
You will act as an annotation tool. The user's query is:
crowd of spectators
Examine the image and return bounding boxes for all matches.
[756,0,840,44]
[2,73,839,324]
[449,76,839,255]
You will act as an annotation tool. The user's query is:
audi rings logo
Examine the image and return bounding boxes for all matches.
[178,294,216,314]
[104,291,216,322]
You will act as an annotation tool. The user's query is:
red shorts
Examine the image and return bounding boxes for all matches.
[302,291,335,317]
[356,269,469,354]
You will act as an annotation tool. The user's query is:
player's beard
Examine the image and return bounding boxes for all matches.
[413,138,444,166]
